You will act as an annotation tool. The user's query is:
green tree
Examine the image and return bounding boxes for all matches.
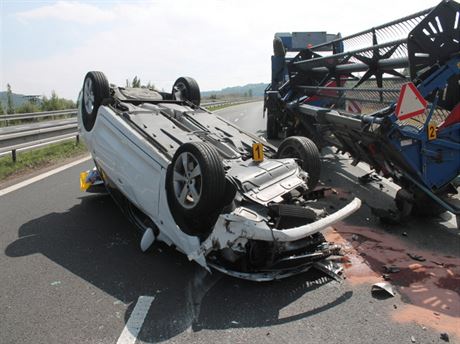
[132,76,141,88]
[145,81,155,89]
[41,91,75,111]
[248,89,253,98]
[16,101,40,113]
[0,100,4,115]
[126,76,153,89]
[6,83,14,114]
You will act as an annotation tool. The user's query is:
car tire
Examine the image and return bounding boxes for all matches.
[277,136,321,190]
[81,71,110,132]
[267,113,279,139]
[169,142,225,218]
[172,77,201,106]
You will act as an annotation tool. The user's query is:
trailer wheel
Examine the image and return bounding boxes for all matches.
[81,71,110,132]
[395,189,445,217]
[168,142,225,218]
[172,77,201,106]
[277,136,321,190]
[267,113,279,139]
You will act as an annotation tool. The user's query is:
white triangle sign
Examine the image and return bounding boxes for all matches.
[395,82,427,120]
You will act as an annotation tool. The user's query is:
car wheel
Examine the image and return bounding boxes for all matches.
[172,77,201,106]
[267,113,279,139]
[169,142,225,218]
[277,136,321,190]
[81,71,110,131]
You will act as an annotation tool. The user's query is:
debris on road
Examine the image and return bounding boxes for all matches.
[370,207,401,224]
[50,281,61,286]
[371,282,395,297]
[410,335,416,343]
[383,265,400,273]
[407,253,426,262]
[313,260,343,282]
[358,172,382,185]
[440,333,450,342]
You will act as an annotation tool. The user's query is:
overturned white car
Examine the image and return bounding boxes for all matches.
[78,71,361,281]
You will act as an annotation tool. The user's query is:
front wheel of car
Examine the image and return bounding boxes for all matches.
[172,77,201,106]
[277,136,321,190]
[81,71,110,132]
[168,142,226,219]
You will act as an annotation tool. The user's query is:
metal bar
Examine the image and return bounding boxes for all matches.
[309,6,431,50]
[0,109,76,121]
[0,131,79,155]
[296,86,401,93]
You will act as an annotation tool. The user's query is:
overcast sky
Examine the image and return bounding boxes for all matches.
[0,0,442,99]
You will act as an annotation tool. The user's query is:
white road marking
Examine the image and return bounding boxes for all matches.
[233,118,239,122]
[117,296,154,344]
[0,155,91,197]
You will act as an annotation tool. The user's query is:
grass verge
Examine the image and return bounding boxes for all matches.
[0,140,88,181]
[205,103,238,112]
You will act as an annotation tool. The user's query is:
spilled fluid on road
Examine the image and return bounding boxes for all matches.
[325,223,460,338]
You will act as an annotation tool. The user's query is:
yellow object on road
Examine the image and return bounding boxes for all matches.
[80,171,90,191]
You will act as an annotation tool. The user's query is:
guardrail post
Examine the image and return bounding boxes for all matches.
[12,149,17,163]
[76,134,80,144]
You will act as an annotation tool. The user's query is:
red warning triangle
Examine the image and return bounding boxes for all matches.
[395,82,427,120]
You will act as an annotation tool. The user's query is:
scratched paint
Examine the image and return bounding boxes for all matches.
[325,223,460,338]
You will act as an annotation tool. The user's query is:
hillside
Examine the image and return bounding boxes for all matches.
[202,83,268,98]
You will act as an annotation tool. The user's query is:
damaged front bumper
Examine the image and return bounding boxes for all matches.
[190,197,361,281]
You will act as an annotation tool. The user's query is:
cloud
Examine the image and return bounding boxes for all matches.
[16,1,117,24]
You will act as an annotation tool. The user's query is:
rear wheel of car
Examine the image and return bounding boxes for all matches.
[172,77,201,106]
[168,142,226,218]
[81,71,110,132]
[266,113,279,139]
[277,136,321,190]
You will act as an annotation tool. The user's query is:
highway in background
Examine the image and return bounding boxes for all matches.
[1,102,459,344]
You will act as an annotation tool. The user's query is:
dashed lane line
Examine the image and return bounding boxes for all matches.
[116,296,155,344]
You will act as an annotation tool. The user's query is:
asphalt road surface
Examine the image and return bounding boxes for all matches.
[1,102,459,344]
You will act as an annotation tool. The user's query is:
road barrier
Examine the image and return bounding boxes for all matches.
[0,99,260,161]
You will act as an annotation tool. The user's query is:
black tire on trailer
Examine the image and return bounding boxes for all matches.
[273,37,286,57]
[267,113,279,139]
[277,136,321,190]
[81,71,110,132]
[168,142,226,219]
[395,189,446,217]
[172,77,201,106]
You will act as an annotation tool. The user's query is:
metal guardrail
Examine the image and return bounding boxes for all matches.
[0,109,76,122]
[0,98,259,161]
